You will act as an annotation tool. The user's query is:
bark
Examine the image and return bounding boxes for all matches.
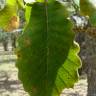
[75,27,96,96]
[87,56,96,96]
[73,26,96,38]
[84,37,96,96]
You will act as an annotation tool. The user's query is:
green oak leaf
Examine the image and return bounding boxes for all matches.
[16,1,81,96]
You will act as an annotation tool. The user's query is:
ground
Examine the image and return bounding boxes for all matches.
[0,45,87,96]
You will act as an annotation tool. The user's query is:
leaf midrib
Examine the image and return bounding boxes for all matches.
[44,0,49,93]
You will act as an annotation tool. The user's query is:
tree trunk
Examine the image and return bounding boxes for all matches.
[83,36,96,96]
[76,32,96,96]
[85,56,96,96]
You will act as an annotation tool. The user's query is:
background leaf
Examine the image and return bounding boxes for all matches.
[0,0,24,31]
[36,0,55,2]
[17,0,25,9]
[74,0,80,7]
[25,5,32,24]
[80,0,96,26]
[16,1,81,96]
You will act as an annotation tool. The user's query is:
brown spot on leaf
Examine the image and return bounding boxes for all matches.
[31,86,37,94]
[16,49,22,59]
[24,38,31,47]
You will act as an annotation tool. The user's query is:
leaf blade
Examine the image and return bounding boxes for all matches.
[16,1,81,96]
